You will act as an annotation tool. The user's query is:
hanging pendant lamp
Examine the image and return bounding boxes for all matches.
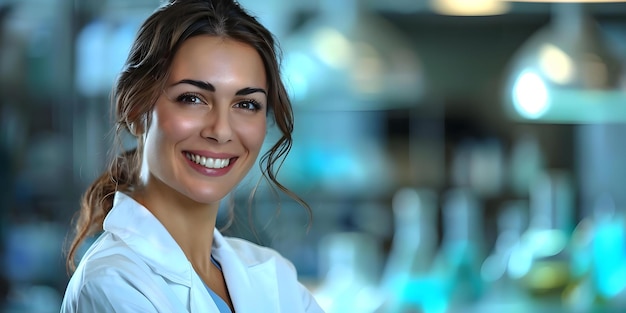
[503,3,626,123]
[281,0,424,110]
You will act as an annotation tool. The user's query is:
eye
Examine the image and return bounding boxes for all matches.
[234,99,263,112]
[176,93,205,105]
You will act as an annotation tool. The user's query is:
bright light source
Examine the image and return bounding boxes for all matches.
[512,71,550,119]
[539,43,574,85]
[312,27,353,69]
[432,0,510,16]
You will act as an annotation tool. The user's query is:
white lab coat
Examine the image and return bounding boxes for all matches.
[61,192,324,313]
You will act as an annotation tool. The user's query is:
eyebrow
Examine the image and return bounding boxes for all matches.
[174,79,267,96]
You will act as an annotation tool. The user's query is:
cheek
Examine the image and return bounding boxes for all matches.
[238,118,267,153]
[151,110,201,145]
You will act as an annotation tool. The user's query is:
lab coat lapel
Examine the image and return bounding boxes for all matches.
[109,193,222,312]
[213,231,281,313]
[189,273,221,313]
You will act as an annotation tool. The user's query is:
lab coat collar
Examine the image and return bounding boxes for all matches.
[104,192,194,286]
[105,192,281,312]
[212,231,281,313]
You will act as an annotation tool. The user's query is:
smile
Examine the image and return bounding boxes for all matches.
[185,152,231,169]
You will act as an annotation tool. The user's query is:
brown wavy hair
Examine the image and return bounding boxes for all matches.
[66,0,309,272]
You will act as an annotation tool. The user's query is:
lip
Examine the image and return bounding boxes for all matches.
[183,150,238,177]
[185,150,237,159]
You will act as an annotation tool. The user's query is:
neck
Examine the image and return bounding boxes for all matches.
[130,184,220,272]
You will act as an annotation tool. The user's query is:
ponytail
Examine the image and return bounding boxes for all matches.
[65,147,140,273]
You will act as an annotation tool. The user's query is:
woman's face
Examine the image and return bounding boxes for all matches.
[141,35,268,205]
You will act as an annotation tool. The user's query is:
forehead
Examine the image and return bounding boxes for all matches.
[168,35,267,88]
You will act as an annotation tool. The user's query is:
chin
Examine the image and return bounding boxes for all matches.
[186,190,230,205]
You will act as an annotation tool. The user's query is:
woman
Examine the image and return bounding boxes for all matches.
[61,0,323,312]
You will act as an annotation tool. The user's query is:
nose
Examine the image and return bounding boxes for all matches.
[201,107,233,143]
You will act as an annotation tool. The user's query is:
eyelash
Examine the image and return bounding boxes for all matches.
[176,93,205,105]
[175,93,262,112]
[235,99,263,112]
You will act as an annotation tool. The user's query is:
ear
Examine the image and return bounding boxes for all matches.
[128,114,148,136]
[128,122,142,137]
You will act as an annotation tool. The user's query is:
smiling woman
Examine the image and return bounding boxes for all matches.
[61,1,322,312]
[140,36,268,207]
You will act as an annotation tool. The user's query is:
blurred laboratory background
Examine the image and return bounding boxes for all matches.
[1,0,626,312]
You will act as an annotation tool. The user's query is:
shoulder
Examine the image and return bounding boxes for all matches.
[61,254,157,312]
[64,233,153,294]
[222,236,296,269]
[61,234,172,312]
[77,232,149,277]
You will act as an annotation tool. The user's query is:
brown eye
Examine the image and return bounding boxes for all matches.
[234,99,262,112]
[176,93,205,105]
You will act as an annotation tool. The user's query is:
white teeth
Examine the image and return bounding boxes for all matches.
[186,153,230,169]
